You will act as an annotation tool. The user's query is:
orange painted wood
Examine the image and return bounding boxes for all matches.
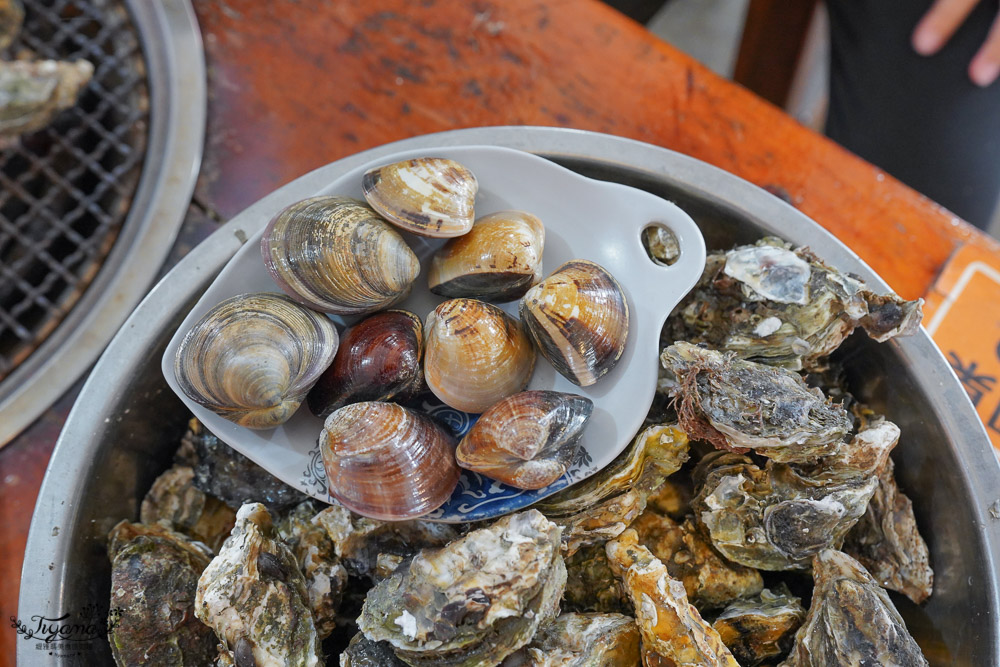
[6,1,1000,664]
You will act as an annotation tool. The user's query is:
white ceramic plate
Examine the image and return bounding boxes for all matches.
[161,145,706,521]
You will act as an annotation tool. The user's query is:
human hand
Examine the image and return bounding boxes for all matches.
[912,0,1000,86]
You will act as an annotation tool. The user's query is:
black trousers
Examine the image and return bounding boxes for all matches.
[826,0,1000,229]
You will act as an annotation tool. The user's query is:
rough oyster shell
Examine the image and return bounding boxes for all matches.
[107,521,216,667]
[520,260,629,387]
[428,210,545,300]
[537,423,689,518]
[276,500,348,639]
[362,157,478,237]
[341,633,408,666]
[843,456,933,604]
[195,503,322,667]
[174,292,339,429]
[140,464,236,552]
[314,501,459,581]
[0,0,23,50]
[307,310,424,418]
[605,529,740,666]
[692,419,899,570]
[712,585,806,666]
[663,238,923,371]
[182,418,309,513]
[501,613,641,666]
[358,510,566,667]
[660,342,852,462]
[456,390,593,490]
[261,196,420,314]
[424,298,536,413]
[0,59,93,143]
[632,511,763,610]
[780,550,928,666]
[561,542,631,615]
[321,401,460,520]
[554,487,643,557]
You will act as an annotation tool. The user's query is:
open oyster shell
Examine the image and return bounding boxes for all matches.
[0,59,94,143]
[712,585,805,666]
[362,157,478,237]
[140,464,236,553]
[632,511,763,611]
[429,210,545,301]
[174,292,339,429]
[107,521,216,667]
[501,613,641,666]
[605,529,740,667]
[692,419,899,570]
[780,550,928,666]
[276,500,348,639]
[456,390,593,490]
[195,503,322,667]
[660,342,852,462]
[843,456,933,604]
[663,238,923,371]
[262,196,420,314]
[520,260,629,387]
[358,510,566,667]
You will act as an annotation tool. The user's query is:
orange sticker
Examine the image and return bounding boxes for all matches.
[923,244,1000,452]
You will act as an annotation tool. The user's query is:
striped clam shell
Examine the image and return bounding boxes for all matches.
[261,196,419,315]
[362,157,478,238]
[428,210,545,302]
[519,260,629,387]
[174,293,339,429]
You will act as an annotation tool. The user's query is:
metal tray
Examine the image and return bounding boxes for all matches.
[19,127,1000,665]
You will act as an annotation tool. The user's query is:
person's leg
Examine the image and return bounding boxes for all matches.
[826,0,1000,228]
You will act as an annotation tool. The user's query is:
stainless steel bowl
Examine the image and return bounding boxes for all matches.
[20,127,1000,665]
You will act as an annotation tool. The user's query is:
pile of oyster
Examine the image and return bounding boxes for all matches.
[175,157,631,519]
[111,233,936,666]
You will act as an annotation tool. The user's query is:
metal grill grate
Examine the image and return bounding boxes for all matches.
[0,0,149,379]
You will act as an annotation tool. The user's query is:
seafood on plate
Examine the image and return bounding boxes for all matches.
[307,310,425,418]
[663,238,922,371]
[456,390,593,490]
[261,196,420,314]
[174,292,339,429]
[520,260,629,387]
[780,549,928,666]
[358,510,566,667]
[660,342,852,462]
[424,298,536,413]
[107,521,217,667]
[320,401,460,520]
[428,210,545,301]
[362,157,478,237]
[196,503,322,666]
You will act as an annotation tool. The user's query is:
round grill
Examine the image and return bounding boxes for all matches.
[0,0,149,379]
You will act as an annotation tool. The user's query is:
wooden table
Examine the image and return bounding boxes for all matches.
[4,0,1000,663]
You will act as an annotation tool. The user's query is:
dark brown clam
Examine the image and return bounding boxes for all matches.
[306,310,424,418]
[427,210,545,301]
[520,259,629,387]
[456,390,593,489]
[320,402,460,520]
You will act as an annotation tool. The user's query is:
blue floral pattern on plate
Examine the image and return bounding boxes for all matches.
[297,393,599,523]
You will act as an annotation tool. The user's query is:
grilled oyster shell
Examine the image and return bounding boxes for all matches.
[195,503,322,666]
[0,59,93,142]
[358,510,566,667]
[660,342,852,462]
[780,550,928,666]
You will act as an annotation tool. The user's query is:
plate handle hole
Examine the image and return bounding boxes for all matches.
[641,223,679,267]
